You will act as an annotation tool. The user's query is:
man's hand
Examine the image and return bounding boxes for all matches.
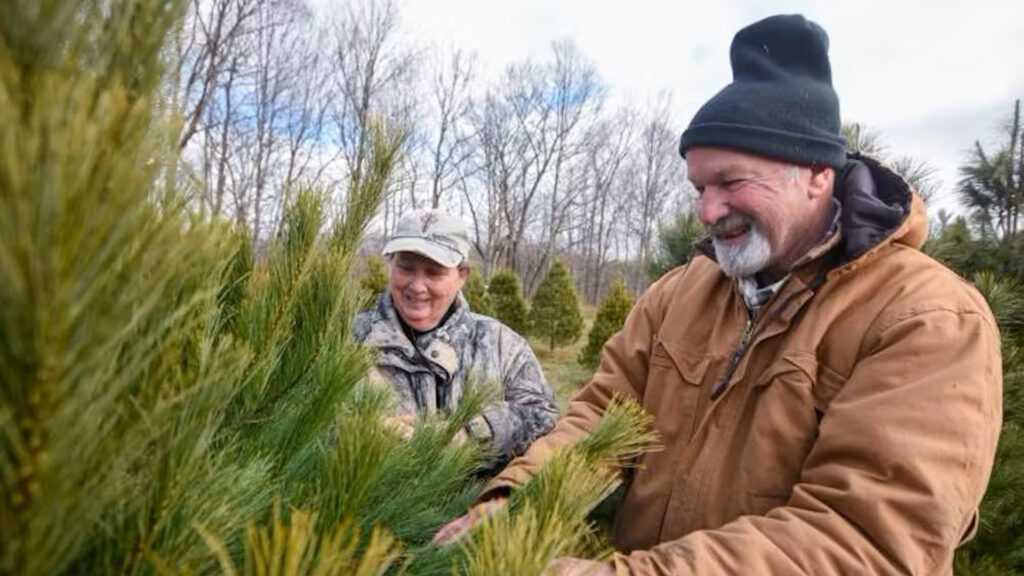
[382,414,416,441]
[431,496,507,546]
[547,557,615,576]
[450,427,470,447]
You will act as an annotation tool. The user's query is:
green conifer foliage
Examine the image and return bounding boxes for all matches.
[0,1,228,573]
[217,225,255,336]
[460,400,659,574]
[463,269,495,316]
[954,272,1024,574]
[580,280,634,369]
[360,254,390,309]
[487,270,530,334]
[200,505,403,576]
[0,2,663,574]
[0,0,424,570]
[648,210,703,281]
[530,260,584,351]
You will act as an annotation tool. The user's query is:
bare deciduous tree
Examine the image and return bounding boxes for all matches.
[156,0,829,300]
[328,0,415,219]
[174,0,260,152]
[523,41,606,294]
[626,97,687,289]
[463,41,604,293]
[424,46,477,209]
[177,0,337,245]
[577,109,635,302]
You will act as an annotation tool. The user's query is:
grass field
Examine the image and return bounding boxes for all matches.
[529,304,598,409]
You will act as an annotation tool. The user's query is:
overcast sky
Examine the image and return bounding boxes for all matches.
[397,0,1024,215]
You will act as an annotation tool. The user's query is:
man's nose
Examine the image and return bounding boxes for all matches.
[698,188,729,227]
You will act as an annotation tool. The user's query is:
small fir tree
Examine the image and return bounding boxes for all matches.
[648,210,704,280]
[580,280,634,368]
[530,260,584,351]
[463,268,495,316]
[488,269,531,335]
[360,254,390,308]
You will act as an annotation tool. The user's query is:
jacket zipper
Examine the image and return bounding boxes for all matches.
[710,318,753,400]
[708,277,821,401]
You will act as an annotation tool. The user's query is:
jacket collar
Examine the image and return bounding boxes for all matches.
[364,291,469,351]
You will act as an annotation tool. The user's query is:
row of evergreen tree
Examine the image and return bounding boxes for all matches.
[361,255,636,369]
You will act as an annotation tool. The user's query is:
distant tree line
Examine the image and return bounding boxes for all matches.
[171,0,694,302]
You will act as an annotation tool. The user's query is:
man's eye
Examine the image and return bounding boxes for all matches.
[722,179,744,190]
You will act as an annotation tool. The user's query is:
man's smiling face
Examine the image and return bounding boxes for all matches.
[687,146,833,280]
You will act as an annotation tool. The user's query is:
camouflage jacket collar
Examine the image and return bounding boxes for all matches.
[360,292,470,377]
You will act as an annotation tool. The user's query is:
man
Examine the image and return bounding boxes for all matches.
[353,209,558,467]
[434,14,1002,575]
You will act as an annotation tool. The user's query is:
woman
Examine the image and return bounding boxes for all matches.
[353,209,558,466]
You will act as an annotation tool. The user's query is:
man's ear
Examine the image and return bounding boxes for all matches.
[808,166,835,200]
[458,266,470,281]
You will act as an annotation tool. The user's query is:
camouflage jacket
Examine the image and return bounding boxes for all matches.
[353,292,558,464]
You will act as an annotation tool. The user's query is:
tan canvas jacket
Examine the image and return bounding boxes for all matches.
[481,156,1003,575]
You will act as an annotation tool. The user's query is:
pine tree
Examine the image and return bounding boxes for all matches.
[360,254,390,308]
[458,400,658,575]
[463,268,495,316]
[0,1,451,571]
[580,280,634,368]
[530,260,584,351]
[954,271,1024,574]
[648,210,704,280]
[488,269,531,334]
[0,2,665,574]
[0,2,234,572]
[958,99,1023,247]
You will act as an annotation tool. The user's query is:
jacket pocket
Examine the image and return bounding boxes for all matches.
[615,338,711,549]
[646,337,709,447]
[813,361,848,418]
[740,353,820,511]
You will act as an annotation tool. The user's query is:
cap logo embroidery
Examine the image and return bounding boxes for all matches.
[420,212,438,233]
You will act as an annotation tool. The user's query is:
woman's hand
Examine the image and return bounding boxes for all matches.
[431,497,508,546]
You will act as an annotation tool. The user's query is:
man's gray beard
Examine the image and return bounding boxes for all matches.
[712,225,771,278]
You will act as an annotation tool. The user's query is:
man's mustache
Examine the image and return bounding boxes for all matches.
[709,213,754,237]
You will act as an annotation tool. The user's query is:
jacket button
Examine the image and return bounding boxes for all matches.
[430,350,438,358]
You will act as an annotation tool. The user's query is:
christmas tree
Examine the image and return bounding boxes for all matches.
[463,268,496,316]
[487,269,531,335]
[530,260,584,352]
[0,2,659,574]
[580,279,634,369]
[360,254,390,308]
[0,0,463,571]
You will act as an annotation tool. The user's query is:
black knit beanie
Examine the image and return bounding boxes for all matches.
[679,14,847,168]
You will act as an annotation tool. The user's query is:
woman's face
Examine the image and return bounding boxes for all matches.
[389,252,467,331]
